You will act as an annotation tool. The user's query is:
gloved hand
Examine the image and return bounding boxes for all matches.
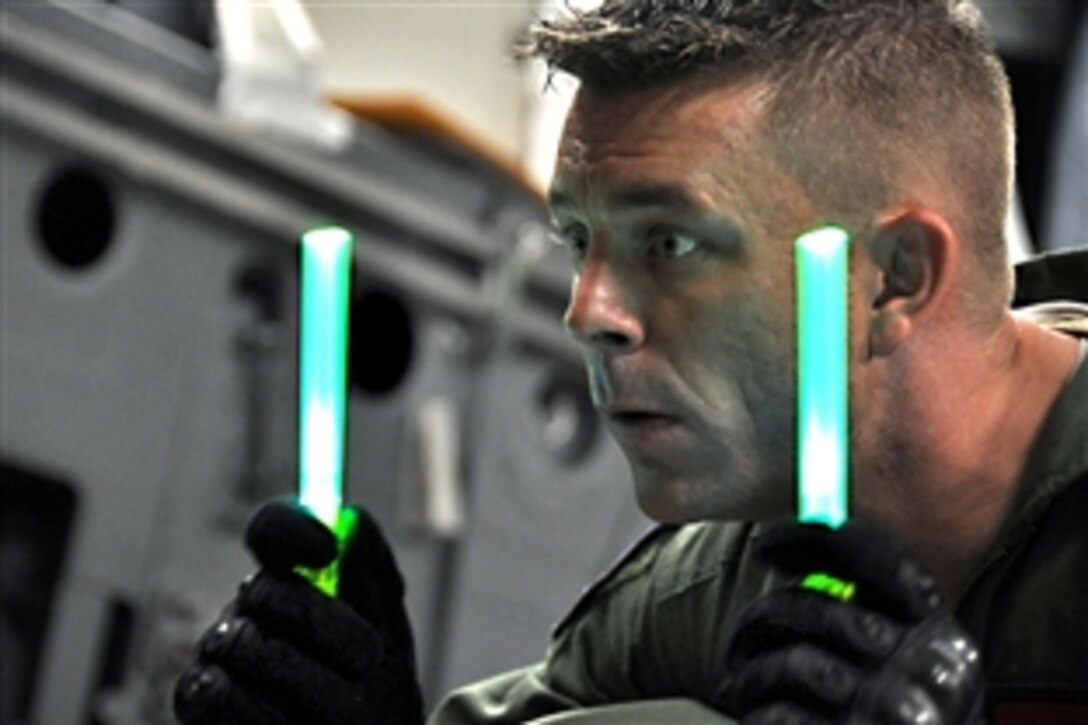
[723,520,985,725]
[173,500,424,725]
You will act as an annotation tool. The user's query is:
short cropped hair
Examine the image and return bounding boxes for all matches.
[523,0,1016,324]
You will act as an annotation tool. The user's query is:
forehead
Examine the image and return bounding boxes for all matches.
[560,76,769,161]
[550,75,815,242]
[552,75,775,205]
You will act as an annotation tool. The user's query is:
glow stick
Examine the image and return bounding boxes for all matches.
[795,225,853,599]
[299,225,355,594]
[795,225,851,528]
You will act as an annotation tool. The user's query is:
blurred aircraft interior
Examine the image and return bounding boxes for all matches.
[1,0,1084,722]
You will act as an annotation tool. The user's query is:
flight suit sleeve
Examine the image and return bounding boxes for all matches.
[431,665,733,724]
[429,522,769,724]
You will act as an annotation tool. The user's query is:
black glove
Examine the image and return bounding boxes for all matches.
[174,500,424,725]
[723,520,985,725]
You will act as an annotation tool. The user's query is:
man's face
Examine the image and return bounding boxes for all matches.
[549,77,816,523]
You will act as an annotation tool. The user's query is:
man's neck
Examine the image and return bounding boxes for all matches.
[863,315,1081,605]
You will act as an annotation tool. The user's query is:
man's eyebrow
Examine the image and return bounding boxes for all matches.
[609,182,706,211]
[547,187,575,213]
[547,182,708,214]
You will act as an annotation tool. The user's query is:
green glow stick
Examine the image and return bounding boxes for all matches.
[795,225,850,528]
[298,225,355,595]
[796,226,854,601]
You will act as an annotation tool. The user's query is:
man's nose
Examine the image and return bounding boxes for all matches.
[563,256,645,355]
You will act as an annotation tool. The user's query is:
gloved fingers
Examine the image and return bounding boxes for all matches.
[245,500,337,572]
[731,643,861,717]
[854,674,949,725]
[338,507,415,655]
[890,619,983,715]
[193,615,371,724]
[900,621,981,688]
[174,661,299,725]
[244,501,414,657]
[756,520,942,621]
[237,570,382,679]
[741,702,836,725]
[727,587,901,669]
[337,507,425,723]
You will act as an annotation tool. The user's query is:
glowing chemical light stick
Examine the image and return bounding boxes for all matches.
[298,225,357,595]
[795,225,854,600]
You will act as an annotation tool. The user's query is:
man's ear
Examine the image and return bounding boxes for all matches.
[866,210,956,358]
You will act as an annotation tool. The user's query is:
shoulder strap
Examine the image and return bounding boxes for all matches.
[1013,247,1088,306]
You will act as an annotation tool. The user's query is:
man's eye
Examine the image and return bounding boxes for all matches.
[648,230,700,259]
[557,225,589,260]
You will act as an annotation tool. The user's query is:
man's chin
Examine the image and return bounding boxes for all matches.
[631,468,785,524]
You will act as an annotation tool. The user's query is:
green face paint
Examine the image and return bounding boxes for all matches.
[795,225,851,529]
[298,225,355,595]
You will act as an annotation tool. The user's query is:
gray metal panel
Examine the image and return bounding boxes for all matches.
[2,125,287,722]
[0,2,650,721]
[436,353,649,696]
[2,0,218,98]
[343,300,478,705]
[0,7,575,363]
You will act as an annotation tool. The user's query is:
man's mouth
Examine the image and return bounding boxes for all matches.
[610,411,673,424]
[604,410,683,435]
[603,409,687,458]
